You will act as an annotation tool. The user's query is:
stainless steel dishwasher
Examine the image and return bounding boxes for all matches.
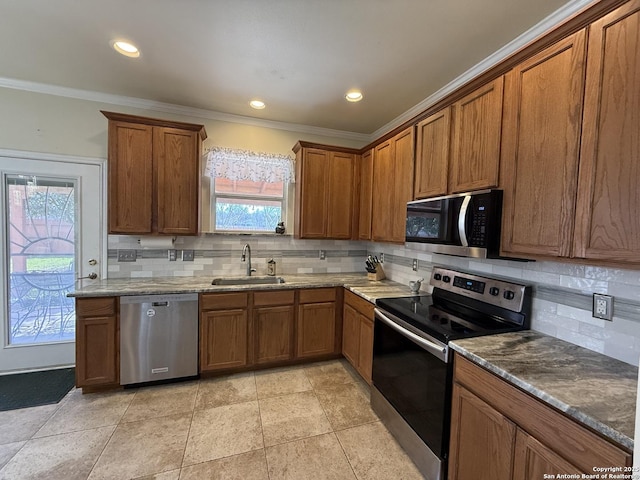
[120,293,198,385]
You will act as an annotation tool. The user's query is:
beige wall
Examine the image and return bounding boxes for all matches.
[0,88,366,159]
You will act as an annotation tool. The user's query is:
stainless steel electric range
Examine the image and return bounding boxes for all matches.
[372,267,532,480]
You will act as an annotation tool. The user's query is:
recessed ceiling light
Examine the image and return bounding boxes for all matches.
[249,100,266,109]
[345,90,363,102]
[112,40,140,58]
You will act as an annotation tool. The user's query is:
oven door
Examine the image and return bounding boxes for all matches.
[372,308,452,461]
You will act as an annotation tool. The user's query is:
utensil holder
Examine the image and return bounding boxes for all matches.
[367,265,386,281]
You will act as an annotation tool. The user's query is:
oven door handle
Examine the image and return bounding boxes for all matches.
[375,308,448,361]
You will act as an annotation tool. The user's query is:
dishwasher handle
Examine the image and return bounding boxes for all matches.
[152,301,169,307]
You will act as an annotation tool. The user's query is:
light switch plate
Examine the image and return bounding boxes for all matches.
[182,250,194,261]
[593,293,613,321]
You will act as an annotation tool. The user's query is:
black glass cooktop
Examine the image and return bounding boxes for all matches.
[375,294,527,344]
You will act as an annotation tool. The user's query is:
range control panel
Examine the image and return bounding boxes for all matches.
[430,267,528,312]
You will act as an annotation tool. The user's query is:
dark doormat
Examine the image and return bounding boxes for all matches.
[0,368,75,412]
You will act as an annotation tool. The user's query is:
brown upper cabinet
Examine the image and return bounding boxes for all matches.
[501,0,640,264]
[413,77,504,200]
[414,107,452,199]
[500,30,587,258]
[449,77,504,194]
[293,142,358,239]
[102,111,207,236]
[371,126,415,243]
[573,0,640,263]
[358,148,374,240]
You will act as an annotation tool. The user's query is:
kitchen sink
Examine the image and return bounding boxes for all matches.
[211,276,286,286]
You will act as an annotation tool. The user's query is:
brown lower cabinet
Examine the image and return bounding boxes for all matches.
[448,354,631,480]
[199,288,341,374]
[341,290,374,383]
[254,290,295,364]
[297,288,340,358]
[199,292,249,371]
[75,297,119,388]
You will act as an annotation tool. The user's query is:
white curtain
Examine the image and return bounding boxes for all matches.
[204,147,295,183]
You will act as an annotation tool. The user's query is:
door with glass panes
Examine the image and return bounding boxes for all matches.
[0,154,103,372]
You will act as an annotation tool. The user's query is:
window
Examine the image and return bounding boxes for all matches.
[205,148,294,233]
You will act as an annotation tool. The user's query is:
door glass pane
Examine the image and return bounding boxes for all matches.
[6,175,76,345]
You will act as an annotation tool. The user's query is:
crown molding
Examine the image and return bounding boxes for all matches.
[370,0,598,139]
[0,77,371,144]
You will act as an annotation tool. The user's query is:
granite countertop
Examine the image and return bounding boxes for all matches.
[450,331,637,451]
[68,273,417,304]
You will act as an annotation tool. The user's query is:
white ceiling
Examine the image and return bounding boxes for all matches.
[1,0,581,136]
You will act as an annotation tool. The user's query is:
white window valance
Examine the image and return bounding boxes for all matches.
[204,147,295,183]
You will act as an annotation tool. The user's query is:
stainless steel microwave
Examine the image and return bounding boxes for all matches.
[405,189,503,258]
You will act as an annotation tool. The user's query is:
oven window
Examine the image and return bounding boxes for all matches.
[372,318,451,459]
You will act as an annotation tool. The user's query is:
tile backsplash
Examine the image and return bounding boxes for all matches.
[107,234,366,279]
[107,234,640,366]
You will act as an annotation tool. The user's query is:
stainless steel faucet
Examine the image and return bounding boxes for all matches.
[241,244,256,276]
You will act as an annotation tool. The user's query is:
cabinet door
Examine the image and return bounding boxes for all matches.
[107,121,153,234]
[513,429,582,480]
[342,303,360,367]
[200,309,248,371]
[414,108,451,199]
[327,152,355,239]
[76,315,118,387]
[358,149,374,240]
[501,30,587,258]
[255,305,294,364]
[297,302,336,358]
[450,77,504,193]
[296,148,328,238]
[391,127,415,243]
[357,315,373,384]
[449,383,516,480]
[155,127,199,235]
[574,0,640,262]
[371,139,395,242]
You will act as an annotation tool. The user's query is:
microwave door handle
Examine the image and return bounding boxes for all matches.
[458,195,471,247]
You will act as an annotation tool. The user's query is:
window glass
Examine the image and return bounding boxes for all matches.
[213,178,285,232]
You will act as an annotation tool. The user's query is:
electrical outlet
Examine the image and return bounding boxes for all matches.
[380,253,384,263]
[168,249,177,262]
[593,293,613,321]
[412,259,418,271]
[117,249,136,262]
[319,250,326,260]
[182,250,194,261]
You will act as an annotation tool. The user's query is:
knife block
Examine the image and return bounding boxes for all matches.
[367,265,386,281]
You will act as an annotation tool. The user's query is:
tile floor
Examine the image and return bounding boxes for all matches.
[0,359,425,480]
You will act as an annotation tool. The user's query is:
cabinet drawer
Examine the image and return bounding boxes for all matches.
[254,290,295,307]
[299,288,336,304]
[76,297,116,317]
[200,292,248,310]
[344,290,374,317]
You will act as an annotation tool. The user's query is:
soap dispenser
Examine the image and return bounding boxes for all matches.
[267,258,276,276]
